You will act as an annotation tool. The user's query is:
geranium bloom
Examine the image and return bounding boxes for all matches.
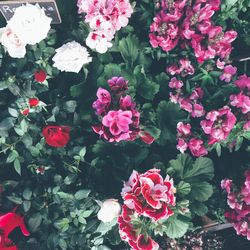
[52,41,92,73]
[177,138,188,153]
[92,88,111,115]
[108,76,128,94]
[122,169,176,221]
[42,126,71,147]
[220,65,237,82]
[167,58,195,76]
[29,98,39,107]
[230,92,250,114]
[188,138,208,157]
[177,122,191,136]
[149,12,179,52]
[0,212,30,250]
[200,106,237,145]
[235,74,250,90]
[169,77,183,89]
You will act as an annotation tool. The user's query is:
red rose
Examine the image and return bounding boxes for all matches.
[34,70,47,83]
[42,125,71,147]
[21,108,30,116]
[29,98,39,107]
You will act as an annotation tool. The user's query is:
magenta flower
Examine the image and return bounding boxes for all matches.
[177,122,191,136]
[188,138,208,157]
[235,74,250,90]
[220,65,237,82]
[169,77,183,89]
[200,106,237,145]
[102,110,133,136]
[108,76,128,94]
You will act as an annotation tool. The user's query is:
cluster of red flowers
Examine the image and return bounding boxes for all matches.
[92,76,154,144]
[149,0,237,63]
[0,212,30,250]
[118,169,176,250]
[221,170,250,240]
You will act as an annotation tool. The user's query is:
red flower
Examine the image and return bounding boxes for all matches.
[34,70,47,83]
[21,109,29,116]
[29,98,39,107]
[139,131,155,144]
[137,234,159,250]
[0,212,30,250]
[42,126,71,147]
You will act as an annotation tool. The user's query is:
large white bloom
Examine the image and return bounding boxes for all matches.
[52,41,92,73]
[8,4,52,45]
[0,26,26,58]
[97,199,121,223]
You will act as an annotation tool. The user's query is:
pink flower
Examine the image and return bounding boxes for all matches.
[192,103,205,117]
[243,121,250,131]
[230,92,250,114]
[92,88,111,115]
[200,106,237,145]
[169,77,183,89]
[220,65,237,82]
[136,235,159,250]
[167,58,194,76]
[177,122,191,136]
[108,76,128,94]
[120,95,136,110]
[235,74,250,90]
[103,110,133,136]
[188,138,208,157]
[177,138,188,153]
[190,87,204,100]
[221,179,232,193]
[149,12,179,52]
[216,59,225,69]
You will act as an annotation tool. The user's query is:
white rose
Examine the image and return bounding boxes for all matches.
[97,199,121,223]
[52,41,92,73]
[0,26,26,58]
[8,4,51,45]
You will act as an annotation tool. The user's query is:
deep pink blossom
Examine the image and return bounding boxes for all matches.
[177,138,188,153]
[200,106,237,145]
[177,122,191,136]
[169,77,183,89]
[235,74,250,90]
[220,65,237,82]
[188,138,208,157]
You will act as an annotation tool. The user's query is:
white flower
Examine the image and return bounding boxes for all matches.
[8,4,51,45]
[86,31,112,54]
[0,26,26,58]
[97,199,121,223]
[52,41,92,73]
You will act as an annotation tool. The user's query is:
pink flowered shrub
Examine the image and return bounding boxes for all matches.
[92,76,155,143]
[221,170,250,240]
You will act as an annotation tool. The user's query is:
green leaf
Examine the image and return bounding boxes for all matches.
[23,188,32,200]
[177,181,191,196]
[75,189,90,200]
[63,100,77,113]
[0,80,8,90]
[0,117,14,131]
[164,217,189,238]
[189,182,213,202]
[14,158,21,175]
[183,157,214,181]
[23,200,31,212]
[8,108,18,117]
[28,213,42,232]
[7,196,23,204]
[54,218,70,232]
[81,210,93,218]
[190,201,208,216]
[7,150,19,163]
[70,83,84,97]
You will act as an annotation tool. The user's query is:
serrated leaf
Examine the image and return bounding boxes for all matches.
[177,181,191,196]
[190,201,208,216]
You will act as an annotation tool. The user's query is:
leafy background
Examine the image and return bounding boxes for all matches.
[0,0,249,249]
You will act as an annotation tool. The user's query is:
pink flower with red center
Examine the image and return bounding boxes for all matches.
[92,88,111,115]
[220,65,237,82]
[200,106,237,145]
[188,138,208,157]
[136,234,159,250]
[221,179,232,193]
[169,77,183,89]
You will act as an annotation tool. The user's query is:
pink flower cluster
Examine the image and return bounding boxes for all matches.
[221,170,250,240]
[200,106,237,145]
[119,169,176,250]
[149,0,237,63]
[230,75,250,114]
[92,76,154,144]
[176,122,208,157]
[77,0,133,53]
[170,86,205,118]
[167,58,195,77]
